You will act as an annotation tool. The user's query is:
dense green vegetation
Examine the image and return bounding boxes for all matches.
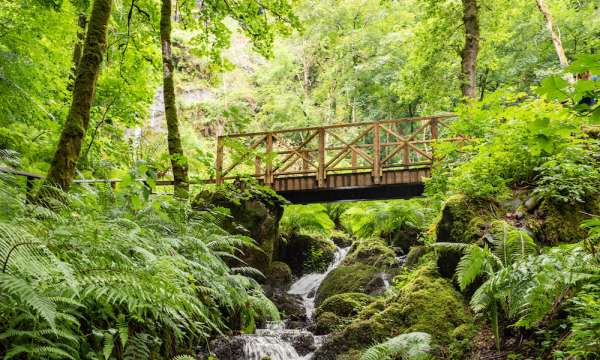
[1,0,600,359]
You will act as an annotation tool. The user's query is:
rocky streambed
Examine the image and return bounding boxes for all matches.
[205,246,350,360]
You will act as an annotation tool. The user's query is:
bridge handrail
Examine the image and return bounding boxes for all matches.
[215,114,461,187]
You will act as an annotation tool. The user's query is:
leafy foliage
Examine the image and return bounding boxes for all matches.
[360,332,432,360]
[280,203,335,236]
[342,200,427,239]
[0,165,279,359]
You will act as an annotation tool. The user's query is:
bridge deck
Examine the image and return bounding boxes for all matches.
[216,115,459,202]
[272,168,430,203]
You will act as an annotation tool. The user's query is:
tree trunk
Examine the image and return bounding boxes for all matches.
[45,0,112,191]
[68,14,87,92]
[460,0,480,99]
[160,0,189,198]
[535,0,573,82]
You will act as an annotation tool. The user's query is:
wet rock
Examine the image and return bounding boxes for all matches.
[265,291,306,323]
[202,336,246,360]
[280,331,315,355]
[265,261,293,290]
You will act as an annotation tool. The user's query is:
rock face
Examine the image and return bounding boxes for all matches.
[313,265,475,359]
[192,181,286,274]
[275,233,336,276]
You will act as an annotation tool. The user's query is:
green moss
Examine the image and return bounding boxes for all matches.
[405,245,428,268]
[314,311,343,335]
[342,238,396,268]
[532,200,598,244]
[266,261,292,288]
[316,293,374,318]
[433,195,491,278]
[313,265,474,359]
[305,237,336,273]
[315,264,379,306]
[275,234,336,276]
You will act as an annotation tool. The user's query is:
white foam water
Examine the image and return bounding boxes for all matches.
[241,335,302,360]
[240,246,351,360]
[288,246,350,318]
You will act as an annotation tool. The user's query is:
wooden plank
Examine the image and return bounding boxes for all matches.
[373,123,381,184]
[318,128,326,188]
[265,133,273,185]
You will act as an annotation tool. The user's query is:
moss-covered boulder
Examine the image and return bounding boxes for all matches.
[316,293,374,318]
[275,233,336,276]
[315,238,397,305]
[315,264,380,306]
[331,230,353,248]
[389,225,422,254]
[434,195,490,278]
[526,199,600,244]
[314,293,374,335]
[192,181,287,274]
[342,238,397,268]
[313,265,475,359]
[265,261,292,289]
[314,311,343,335]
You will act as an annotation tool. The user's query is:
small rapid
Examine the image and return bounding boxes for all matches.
[239,246,350,360]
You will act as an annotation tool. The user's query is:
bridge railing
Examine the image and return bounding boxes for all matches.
[215,114,461,187]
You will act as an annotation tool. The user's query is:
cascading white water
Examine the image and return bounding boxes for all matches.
[288,246,350,318]
[240,246,350,360]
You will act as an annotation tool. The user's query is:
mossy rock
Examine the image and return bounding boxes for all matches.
[314,311,343,335]
[316,293,374,318]
[530,200,599,244]
[342,238,397,268]
[313,265,474,359]
[434,195,490,278]
[405,245,428,268]
[192,181,287,273]
[389,225,422,254]
[275,234,336,276]
[315,264,380,306]
[265,261,292,289]
[331,230,353,248]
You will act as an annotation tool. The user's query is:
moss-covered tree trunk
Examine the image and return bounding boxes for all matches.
[460,0,479,99]
[45,0,112,191]
[160,0,189,198]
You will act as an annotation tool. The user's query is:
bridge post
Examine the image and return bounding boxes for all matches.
[318,128,326,188]
[265,133,273,185]
[372,123,381,184]
[216,135,224,184]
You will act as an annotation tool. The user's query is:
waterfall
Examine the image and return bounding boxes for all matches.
[230,246,350,360]
[288,246,350,318]
[241,335,302,360]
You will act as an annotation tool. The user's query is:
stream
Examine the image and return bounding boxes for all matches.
[237,246,350,360]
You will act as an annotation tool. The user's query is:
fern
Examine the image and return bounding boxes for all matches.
[360,332,432,360]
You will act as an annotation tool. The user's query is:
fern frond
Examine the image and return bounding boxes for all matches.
[360,332,432,360]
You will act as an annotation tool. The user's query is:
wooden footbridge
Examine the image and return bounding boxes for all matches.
[2,115,462,203]
[216,114,461,203]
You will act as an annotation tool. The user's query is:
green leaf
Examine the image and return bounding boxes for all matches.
[537,76,569,102]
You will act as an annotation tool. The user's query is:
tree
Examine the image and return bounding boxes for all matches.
[160,0,189,198]
[460,0,480,99]
[535,0,569,67]
[44,0,113,191]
